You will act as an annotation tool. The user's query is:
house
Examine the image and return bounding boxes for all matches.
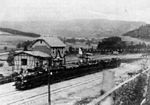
[29,37,66,66]
[14,51,50,72]
[14,36,66,72]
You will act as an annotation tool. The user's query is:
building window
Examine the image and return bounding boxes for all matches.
[21,59,27,65]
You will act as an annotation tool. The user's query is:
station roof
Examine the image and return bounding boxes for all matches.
[44,37,66,47]
[15,51,50,58]
[32,36,66,48]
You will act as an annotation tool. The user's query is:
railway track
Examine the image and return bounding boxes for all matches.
[0,72,103,105]
[0,72,102,97]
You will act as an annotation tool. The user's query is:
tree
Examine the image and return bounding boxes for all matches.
[86,39,91,47]
[7,49,15,66]
[4,46,7,51]
[16,43,22,48]
[68,46,74,53]
[97,36,126,51]
[16,40,33,50]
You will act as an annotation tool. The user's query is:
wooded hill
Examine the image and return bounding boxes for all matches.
[0,27,40,37]
[0,19,145,38]
[123,24,150,40]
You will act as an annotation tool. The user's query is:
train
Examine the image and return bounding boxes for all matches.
[14,58,121,90]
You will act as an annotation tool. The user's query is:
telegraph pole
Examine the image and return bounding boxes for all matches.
[48,66,51,105]
[48,58,52,105]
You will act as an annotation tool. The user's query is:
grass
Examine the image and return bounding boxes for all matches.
[74,90,105,105]
[0,35,35,51]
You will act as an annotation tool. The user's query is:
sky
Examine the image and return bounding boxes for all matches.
[0,0,150,23]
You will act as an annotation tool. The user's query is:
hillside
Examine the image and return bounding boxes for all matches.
[0,19,145,38]
[0,27,40,37]
[123,24,150,40]
[0,28,39,52]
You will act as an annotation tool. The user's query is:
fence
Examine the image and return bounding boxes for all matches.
[87,69,150,105]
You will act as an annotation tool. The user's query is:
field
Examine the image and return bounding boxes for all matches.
[0,34,36,52]
[0,31,149,55]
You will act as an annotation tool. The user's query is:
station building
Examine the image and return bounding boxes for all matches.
[13,37,66,72]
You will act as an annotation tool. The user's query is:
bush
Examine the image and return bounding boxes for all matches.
[0,63,3,67]
[113,74,147,105]
[7,50,15,66]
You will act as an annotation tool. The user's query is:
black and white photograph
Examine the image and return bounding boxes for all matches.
[0,0,150,105]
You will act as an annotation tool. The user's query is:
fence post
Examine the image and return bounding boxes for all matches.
[102,71,115,92]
